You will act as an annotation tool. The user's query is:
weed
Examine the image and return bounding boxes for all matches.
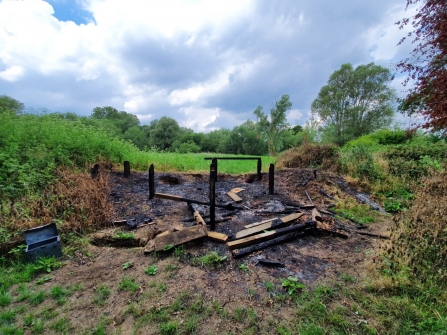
[194,252,227,268]
[158,283,167,292]
[50,317,71,333]
[145,265,158,275]
[0,290,12,307]
[0,309,16,325]
[50,285,72,305]
[184,314,199,333]
[159,320,178,335]
[35,275,51,285]
[32,319,44,334]
[234,307,247,322]
[28,290,46,305]
[32,257,63,274]
[93,284,111,305]
[239,264,248,272]
[173,245,186,258]
[264,281,274,293]
[0,325,22,335]
[118,277,139,294]
[163,244,174,251]
[340,273,356,282]
[23,313,34,327]
[280,277,305,295]
[122,261,133,270]
[113,232,135,240]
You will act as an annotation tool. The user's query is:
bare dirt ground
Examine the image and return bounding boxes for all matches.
[13,168,391,334]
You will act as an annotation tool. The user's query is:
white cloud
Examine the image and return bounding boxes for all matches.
[287,109,303,125]
[179,106,219,132]
[0,65,24,82]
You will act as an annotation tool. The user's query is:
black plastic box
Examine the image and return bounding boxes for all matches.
[24,223,62,262]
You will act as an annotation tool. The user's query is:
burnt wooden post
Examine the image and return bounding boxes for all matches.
[91,164,99,179]
[212,158,218,182]
[149,164,155,199]
[124,161,130,177]
[209,162,216,231]
[257,158,262,180]
[269,163,275,195]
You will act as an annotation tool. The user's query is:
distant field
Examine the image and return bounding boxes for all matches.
[124,152,276,174]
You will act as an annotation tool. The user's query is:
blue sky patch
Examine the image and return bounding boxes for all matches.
[46,0,96,25]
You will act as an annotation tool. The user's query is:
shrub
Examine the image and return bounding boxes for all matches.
[276,142,339,170]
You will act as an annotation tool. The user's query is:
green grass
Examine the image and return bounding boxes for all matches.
[93,284,111,305]
[118,276,139,294]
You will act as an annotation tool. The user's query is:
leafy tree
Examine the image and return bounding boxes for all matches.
[91,106,140,134]
[149,117,180,151]
[254,94,292,156]
[200,129,231,153]
[311,63,396,146]
[123,126,148,149]
[396,0,447,133]
[0,95,24,114]
[224,120,268,155]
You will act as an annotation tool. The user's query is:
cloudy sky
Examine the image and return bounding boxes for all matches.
[0,0,416,132]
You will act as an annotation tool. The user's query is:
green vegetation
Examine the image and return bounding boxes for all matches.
[192,251,227,268]
[118,276,139,294]
[93,285,111,305]
[280,277,305,295]
[145,265,158,275]
[113,232,135,240]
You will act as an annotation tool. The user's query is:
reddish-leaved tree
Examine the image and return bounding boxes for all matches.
[397,0,447,132]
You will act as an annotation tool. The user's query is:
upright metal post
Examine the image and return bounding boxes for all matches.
[212,158,218,182]
[257,158,262,180]
[269,163,275,195]
[124,161,130,177]
[149,164,155,199]
[209,162,216,231]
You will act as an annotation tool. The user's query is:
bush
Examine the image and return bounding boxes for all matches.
[388,170,447,287]
[276,142,339,170]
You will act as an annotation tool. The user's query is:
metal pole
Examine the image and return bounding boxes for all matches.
[210,162,216,231]
[124,161,130,177]
[149,164,155,199]
[269,163,275,195]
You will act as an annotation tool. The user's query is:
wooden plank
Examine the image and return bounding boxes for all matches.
[232,230,310,259]
[228,231,276,250]
[173,225,184,231]
[143,240,155,254]
[194,211,206,226]
[227,191,242,203]
[154,193,183,201]
[207,231,228,243]
[244,218,277,229]
[231,188,244,193]
[235,220,280,239]
[154,225,206,251]
[228,222,315,250]
[236,213,304,239]
[280,212,303,223]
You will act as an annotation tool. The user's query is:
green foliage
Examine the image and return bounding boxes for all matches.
[145,265,158,275]
[280,277,305,295]
[113,232,135,240]
[149,117,181,151]
[239,264,248,272]
[254,94,292,156]
[93,285,111,305]
[0,290,12,307]
[194,252,227,268]
[122,261,133,270]
[311,63,396,146]
[159,320,178,335]
[0,95,24,115]
[118,276,139,293]
[32,257,63,274]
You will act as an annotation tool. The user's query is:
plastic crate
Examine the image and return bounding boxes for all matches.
[24,223,62,262]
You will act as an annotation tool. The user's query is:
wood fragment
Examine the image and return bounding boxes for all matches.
[357,231,390,239]
[154,225,206,251]
[312,208,323,222]
[207,231,228,243]
[173,225,184,232]
[317,186,335,200]
[244,218,277,229]
[236,213,303,239]
[232,230,311,259]
[305,190,314,205]
[113,220,127,226]
[228,222,315,250]
[143,240,155,254]
[258,259,285,267]
[154,192,243,210]
[316,221,349,238]
[227,191,242,203]
[231,188,244,193]
[157,231,170,237]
